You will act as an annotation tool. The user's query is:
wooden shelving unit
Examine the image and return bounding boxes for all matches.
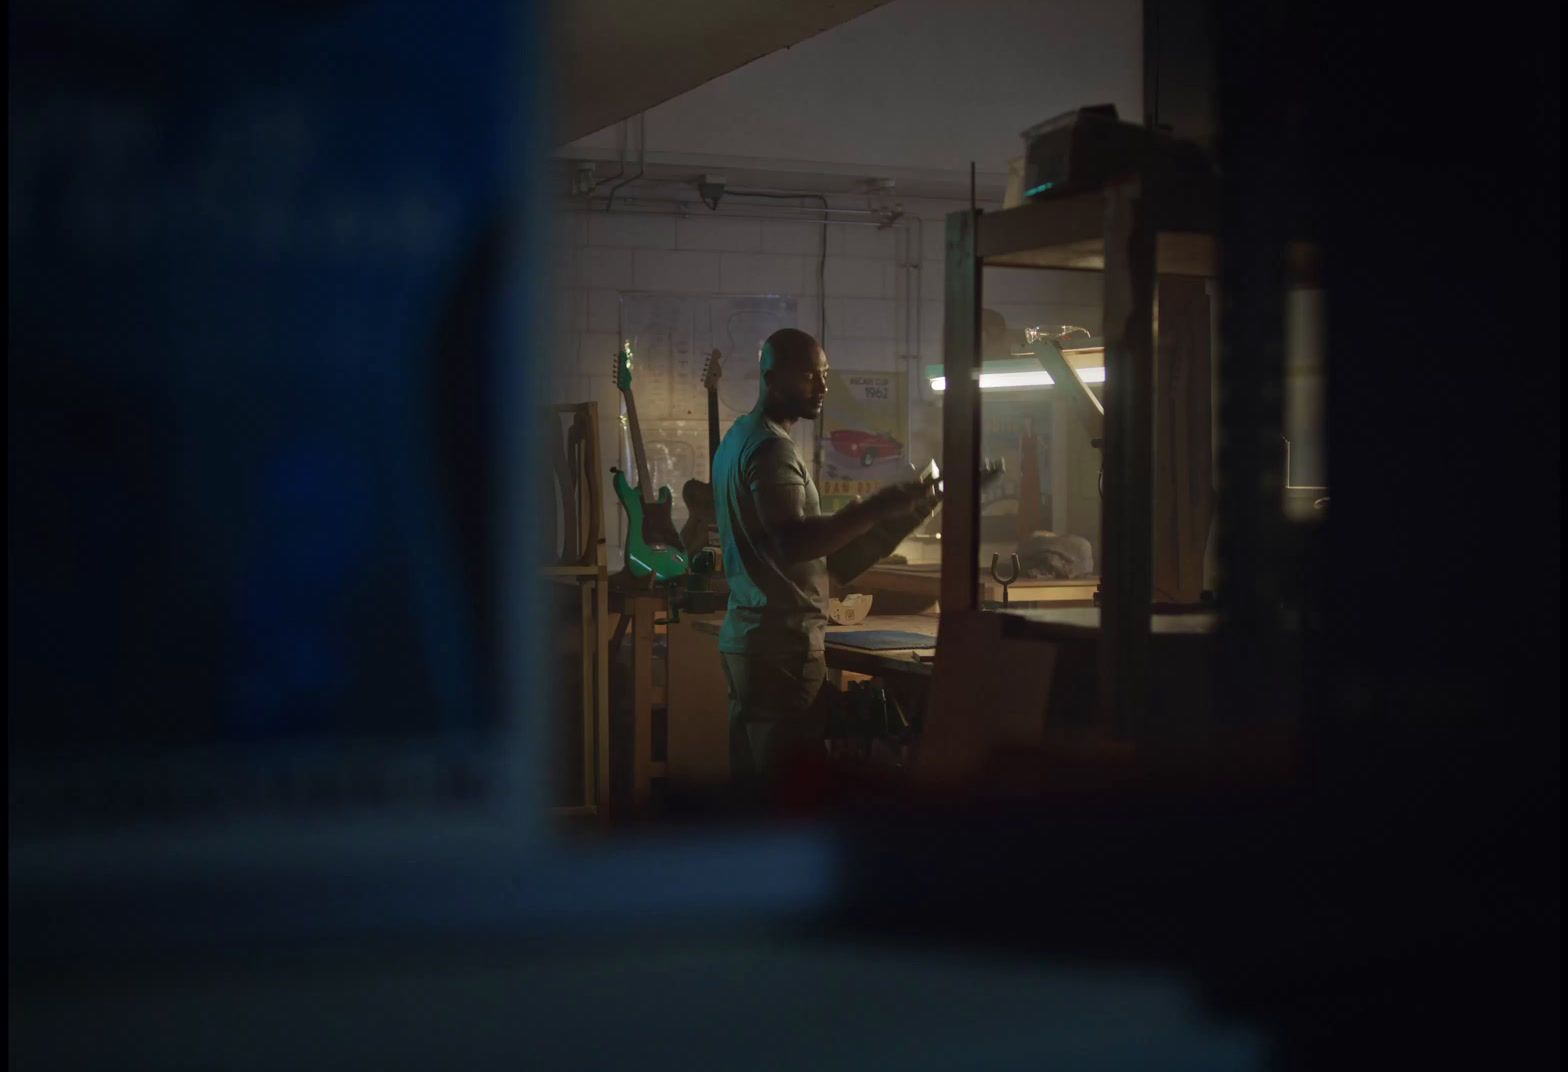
[939,174,1283,736]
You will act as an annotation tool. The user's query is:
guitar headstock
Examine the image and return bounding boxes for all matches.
[701,348,723,392]
[614,342,634,394]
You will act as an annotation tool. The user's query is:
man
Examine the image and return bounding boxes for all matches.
[712,328,933,790]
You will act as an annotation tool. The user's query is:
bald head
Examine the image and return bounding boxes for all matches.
[758,328,828,422]
[759,328,821,375]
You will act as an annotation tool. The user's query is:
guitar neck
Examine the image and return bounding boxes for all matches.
[622,388,656,502]
[707,388,720,470]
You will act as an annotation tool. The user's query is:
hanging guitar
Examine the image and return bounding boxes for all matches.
[679,348,724,557]
[612,343,689,582]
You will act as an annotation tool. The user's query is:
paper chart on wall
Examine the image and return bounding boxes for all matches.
[617,293,799,526]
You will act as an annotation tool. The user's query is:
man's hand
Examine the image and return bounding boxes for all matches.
[860,479,940,522]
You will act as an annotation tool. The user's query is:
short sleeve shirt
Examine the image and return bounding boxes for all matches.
[713,410,828,655]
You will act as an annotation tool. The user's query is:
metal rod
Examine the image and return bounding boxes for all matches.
[570,195,900,220]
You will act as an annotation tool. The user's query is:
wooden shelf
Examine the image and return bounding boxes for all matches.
[975,191,1318,283]
[542,564,605,579]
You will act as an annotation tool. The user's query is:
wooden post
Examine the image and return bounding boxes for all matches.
[940,209,983,614]
[1099,180,1155,737]
[631,594,655,806]
[579,578,594,804]
[1152,276,1214,605]
[593,548,610,816]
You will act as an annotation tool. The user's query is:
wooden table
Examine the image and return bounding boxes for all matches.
[688,612,940,680]
[848,563,1100,612]
[608,586,673,812]
[1004,606,1219,637]
[685,606,1216,683]
[666,607,1220,792]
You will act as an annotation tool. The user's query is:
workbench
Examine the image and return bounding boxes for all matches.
[688,612,939,678]
[662,606,1222,792]
[663,611,942,789]
[847,563,1098,613]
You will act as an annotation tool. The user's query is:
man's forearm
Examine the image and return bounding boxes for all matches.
[770,500,880,563]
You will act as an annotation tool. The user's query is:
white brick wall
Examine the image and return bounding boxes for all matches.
[718,252,808,295]
[822,337,900,370]
[585,288,621,333]
[760,222,824,255]
[586,212,676,249]
[674,216,763,252]
[828,224,898,259]
[825,256,897,299]
[828,296,898,339]
[632,248,719,292]
[574,246,633,290]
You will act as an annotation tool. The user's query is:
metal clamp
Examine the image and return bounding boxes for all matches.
[989,552,1021,607]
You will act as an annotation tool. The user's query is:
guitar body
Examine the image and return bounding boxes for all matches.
[680,478,716,557]
[678,348,726,557]
[613,467,688,581]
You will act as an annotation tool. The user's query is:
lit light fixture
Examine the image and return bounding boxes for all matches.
[926,340,1107,393]
[929,363,1104,392]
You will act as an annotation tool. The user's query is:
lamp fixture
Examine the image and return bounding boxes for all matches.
[928,348,1105,392]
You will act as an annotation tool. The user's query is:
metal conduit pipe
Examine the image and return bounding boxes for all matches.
[569,198,902,224]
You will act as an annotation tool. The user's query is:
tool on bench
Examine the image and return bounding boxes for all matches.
[989,552,1021,608]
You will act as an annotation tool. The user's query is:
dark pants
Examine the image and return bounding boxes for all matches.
[721,651,828,788]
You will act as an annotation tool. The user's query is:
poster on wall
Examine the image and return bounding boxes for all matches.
[818,370,908,513]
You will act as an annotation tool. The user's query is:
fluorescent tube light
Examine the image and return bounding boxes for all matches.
[930,367,1104,392]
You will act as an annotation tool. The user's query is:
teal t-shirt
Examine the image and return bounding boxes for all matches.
[714,410,828,655]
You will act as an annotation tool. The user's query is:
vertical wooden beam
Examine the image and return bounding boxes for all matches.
[632,594,655,807]
[594,554,610,818]
[579,577,594,806]
[1099,181,1155,736]
[1152,276,1214,605]
[940,210,983,614]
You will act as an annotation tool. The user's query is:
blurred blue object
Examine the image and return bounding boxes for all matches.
[7,0,529,830]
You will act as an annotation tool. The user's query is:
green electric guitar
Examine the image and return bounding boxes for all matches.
[612,343,689,582]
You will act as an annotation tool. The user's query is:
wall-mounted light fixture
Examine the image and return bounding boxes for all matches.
[928,346,1105,392]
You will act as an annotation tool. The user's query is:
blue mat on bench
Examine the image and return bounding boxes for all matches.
[826,630,936,651]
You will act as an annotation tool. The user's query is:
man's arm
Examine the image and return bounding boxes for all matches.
[756,475,935,565]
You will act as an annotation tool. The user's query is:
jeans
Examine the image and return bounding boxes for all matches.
[720,651,828,788]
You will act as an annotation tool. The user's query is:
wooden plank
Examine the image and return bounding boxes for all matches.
[980,578,1099,605]
[983,239,1108,272]
[850,563,1096,605]
[911,610,1060,791]
[984,233,1319,284]
[631,595,655,806]
[593,551,610,818]
[579,577,594,807]
[542,564,602,578]
[1151,275,1214,605]
[1098,180,1155,737]
[664,614,731,786]
[940,210,982,614]
[975,192,1106,260]
[822,646,933,679]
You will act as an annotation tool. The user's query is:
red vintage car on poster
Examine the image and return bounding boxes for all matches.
[829,429,903,467]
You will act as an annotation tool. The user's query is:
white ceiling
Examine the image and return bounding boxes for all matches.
[554,0,894,145]
[558,0,1142,199]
